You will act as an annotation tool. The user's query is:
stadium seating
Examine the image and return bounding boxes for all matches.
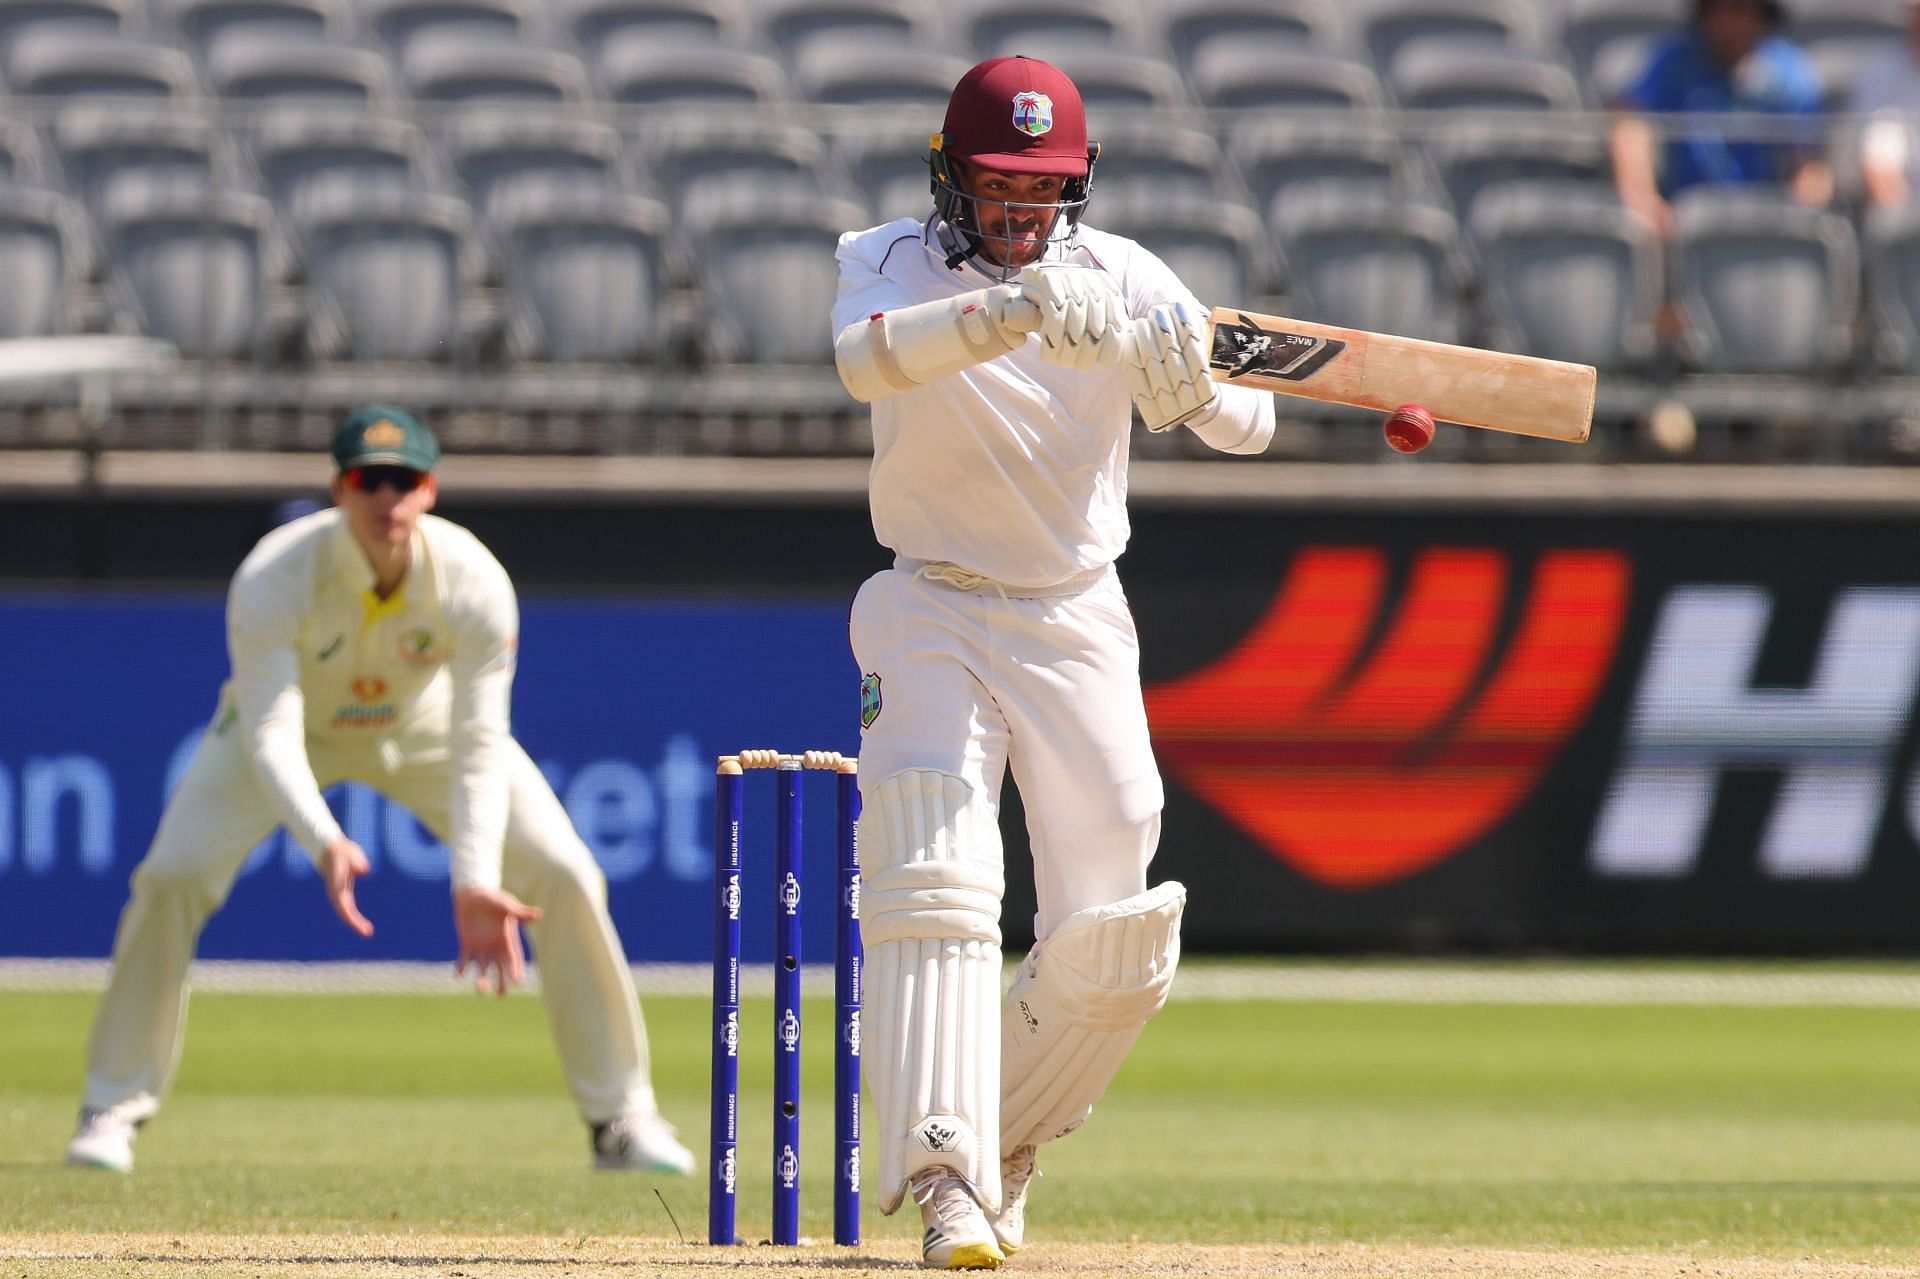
[1670,188,1859,376]
[1470,181,1663,373]
[1188,42,1386,111]
[0,0,1909,458]
[498,184,671,363]
[102,178,278,359]
[0,185,90,338]
[1157,0,1343,75]
[1863,202,1920,373]
[560,0,747,48]
[167,0,347,56]
[1274,184,1471,344]
[594,34,788,104]
[300,182,477,361]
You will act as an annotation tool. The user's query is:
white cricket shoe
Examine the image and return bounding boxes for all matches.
[990,1145,1037,1255]
[590,1113,696,1175]
[910,1166,1005,1270]
[66,1107,139,1174]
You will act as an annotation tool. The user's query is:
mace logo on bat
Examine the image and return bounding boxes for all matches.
[1211,313,1347,382]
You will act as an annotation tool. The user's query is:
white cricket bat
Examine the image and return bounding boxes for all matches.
[1207,307,1596,444]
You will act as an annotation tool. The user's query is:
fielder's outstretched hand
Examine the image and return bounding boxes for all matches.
[453,885,543,996]
[320,836,375,938]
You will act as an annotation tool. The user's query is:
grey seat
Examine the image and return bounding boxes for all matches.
[206,30,395,102]
[101,177,278,359]
[1865,202,1920,373]
[1360,0,1538,72]
[403,31,590,104]
[1555,0,1683,100]
[1471,182,1661,372]
[1230,117,1420,215]
[249,110,434,232]
[498,186,670,363]
[0,186,90,337]
[692,182,869,364]
[1190,40,1386,110]
[596,34,787,106]
[836,122,936,224]
[444,113,631,224]
[1670,188,1858,375]
[560,0,744,47]
[650,116,831,218]
[166,0,346,56]
[1275,185,1471,343]
[8,29,198,99]
[1428,115,1608,219]
[1082,120,1226,203]
[1091,187,1276,309]
[1159,0,1343,74]
[300,181,476,361]
[983,41,1189,113]
[793,37,968,109]
[759,0,930,64]
[363,0,530,54]
[53,105,219,216]
[0,118,56,187]
[0,0,131,59]
[1390,42,1582,111]
[964,0,1138,57]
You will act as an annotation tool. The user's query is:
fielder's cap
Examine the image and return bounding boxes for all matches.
[330,405,440,473]
[941,56,1088,178]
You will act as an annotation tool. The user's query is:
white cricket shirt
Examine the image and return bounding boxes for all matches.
[223,509,518,890]
[833,216,1275,588]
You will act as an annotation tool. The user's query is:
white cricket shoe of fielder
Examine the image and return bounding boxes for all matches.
[911,1166,1005,1270]
[590,1113,696,1175]
[66,1107,139,1174]
[991,1145,1037,1255]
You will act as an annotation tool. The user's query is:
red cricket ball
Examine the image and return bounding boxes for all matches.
[1384,404,1436,454]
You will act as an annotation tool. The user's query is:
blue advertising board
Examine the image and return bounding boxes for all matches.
[0,592,861,964]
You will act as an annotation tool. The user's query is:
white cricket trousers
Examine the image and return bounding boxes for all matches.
[81,708,659,1126]
[849,562,1165,939]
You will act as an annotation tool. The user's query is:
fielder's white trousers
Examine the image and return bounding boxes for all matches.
[849,562,1165,939]
[81,705,660,1126]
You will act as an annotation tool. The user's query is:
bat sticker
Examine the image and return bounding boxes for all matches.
[1210,313,1347,382]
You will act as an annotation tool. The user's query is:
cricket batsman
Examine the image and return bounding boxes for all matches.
[829,57,1279,1268]
[65,407,695,1178]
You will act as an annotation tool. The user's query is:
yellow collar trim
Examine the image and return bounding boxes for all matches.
[361,586,407,627]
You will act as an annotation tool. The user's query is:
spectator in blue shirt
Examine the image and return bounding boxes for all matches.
[1609,0,1831,236]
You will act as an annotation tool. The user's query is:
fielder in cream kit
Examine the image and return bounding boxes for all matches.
[833,58,1277,1268]
[66,407,694,1179]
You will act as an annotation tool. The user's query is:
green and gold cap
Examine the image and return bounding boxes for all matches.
[330,406,440,473]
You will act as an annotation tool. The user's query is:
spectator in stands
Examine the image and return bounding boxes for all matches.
[1853,0,1920,210]
[1609,0,1831,236]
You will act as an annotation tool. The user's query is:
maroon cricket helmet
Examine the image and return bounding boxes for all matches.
[928,56,1100,277]
[939,55,1090,178]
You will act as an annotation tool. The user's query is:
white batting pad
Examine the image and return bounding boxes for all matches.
[859,769,1006,1215]
[998,881,1186,1154]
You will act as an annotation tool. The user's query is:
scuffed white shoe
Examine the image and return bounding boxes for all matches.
[590,1113,695,1175]
[66,1107,139,1173]
[991,1145,1036,1255]
[911,1166,1004,1270]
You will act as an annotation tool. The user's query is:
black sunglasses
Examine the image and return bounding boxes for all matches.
[344,465,427,495]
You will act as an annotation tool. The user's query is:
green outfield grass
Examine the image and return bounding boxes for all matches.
[3,985,1919,1259]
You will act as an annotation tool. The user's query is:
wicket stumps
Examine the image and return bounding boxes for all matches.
[709,750,862,1248]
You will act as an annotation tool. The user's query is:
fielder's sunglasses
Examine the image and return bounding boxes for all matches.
[344,465,428,494]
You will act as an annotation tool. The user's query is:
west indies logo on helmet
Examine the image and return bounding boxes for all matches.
[929,56,1100,281]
